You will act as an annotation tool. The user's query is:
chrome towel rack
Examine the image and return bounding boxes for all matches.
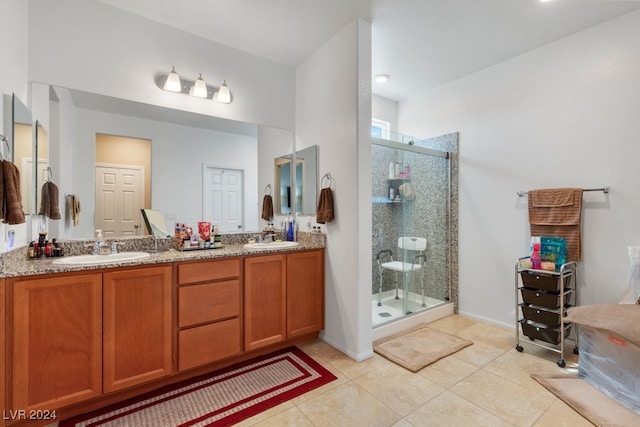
[517,187,610,197]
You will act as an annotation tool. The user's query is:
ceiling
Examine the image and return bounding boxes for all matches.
[98,0,640,102]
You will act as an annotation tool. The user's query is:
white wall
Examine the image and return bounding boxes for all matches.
[398,10,640,327]
[296,19,373,361]
[68,106,258,239]
[0,0,30,252]
[372,95,398,132]
[27,0,295,131]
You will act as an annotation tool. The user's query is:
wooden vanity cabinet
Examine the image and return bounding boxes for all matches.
[11,273,103,412]
[177,258,242,371]
[243,254,287,351]
[244,249,325,351]
[287,250,324,338]
[103,266,173,392]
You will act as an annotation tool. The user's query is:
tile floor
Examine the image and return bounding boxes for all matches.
[238,314,592,427]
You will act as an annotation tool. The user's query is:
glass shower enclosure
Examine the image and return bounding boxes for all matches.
[371,134,456,328]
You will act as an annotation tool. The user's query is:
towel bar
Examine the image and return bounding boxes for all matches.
[517,187,609,197]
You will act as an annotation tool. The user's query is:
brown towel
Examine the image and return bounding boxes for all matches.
[529,188,583,261]
[261,194,273,221]
[38,181,62,219]
[316,187,334,224]
[2,160,26,225]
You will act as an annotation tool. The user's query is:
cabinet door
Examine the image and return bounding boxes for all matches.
[244,254,286,351]
[103,266,173,393]
[287,250,324,338]
[12,274,102,411]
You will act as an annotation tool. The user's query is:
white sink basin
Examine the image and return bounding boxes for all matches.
[52,251,150,266]
[243,241,300,250]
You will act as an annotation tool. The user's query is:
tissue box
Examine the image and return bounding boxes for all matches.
[578,326,640,415]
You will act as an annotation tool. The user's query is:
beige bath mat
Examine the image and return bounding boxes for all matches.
[373,324,472,372]
[532,374,640,427]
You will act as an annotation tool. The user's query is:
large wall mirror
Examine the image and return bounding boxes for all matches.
[12,94,35,214]
[30,82,294,238]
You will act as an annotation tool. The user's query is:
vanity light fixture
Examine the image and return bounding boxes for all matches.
[212,80,231,104]
[189,74,208,98]
[163,66,182,92]
[157,67,233,104]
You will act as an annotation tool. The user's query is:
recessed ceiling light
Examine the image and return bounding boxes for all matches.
[374,74,390,83]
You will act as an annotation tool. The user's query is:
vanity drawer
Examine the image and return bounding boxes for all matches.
[178,258,241,284]
[178,280,240,327]
[179,318,241,371]
[520,271,571,292]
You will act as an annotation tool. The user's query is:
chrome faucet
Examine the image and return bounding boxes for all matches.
[110,242,123,254]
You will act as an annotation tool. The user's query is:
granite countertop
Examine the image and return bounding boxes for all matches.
[1,232,326,278]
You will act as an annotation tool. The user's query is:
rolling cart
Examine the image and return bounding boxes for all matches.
[515,257,578,367]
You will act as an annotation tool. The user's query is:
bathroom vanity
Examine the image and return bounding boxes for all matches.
[0,241,324,427]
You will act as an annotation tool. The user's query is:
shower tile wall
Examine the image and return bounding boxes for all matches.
[372,133,458,310]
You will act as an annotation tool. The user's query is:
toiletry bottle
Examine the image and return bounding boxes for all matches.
[394,162,400,178]
[388,161,395,179]
[28,242,35,259]
[531,242,542,270]
[389,187,395,200]
[404,163,410,178]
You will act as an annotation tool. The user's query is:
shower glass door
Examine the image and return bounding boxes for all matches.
[372,136,452,328]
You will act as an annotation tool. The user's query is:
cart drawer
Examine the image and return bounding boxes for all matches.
[520,287,570,309]
[520,319,571,345]
[520,303,569,326]
[520,271,571,292]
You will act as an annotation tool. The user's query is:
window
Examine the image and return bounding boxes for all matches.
[371,118,390,140]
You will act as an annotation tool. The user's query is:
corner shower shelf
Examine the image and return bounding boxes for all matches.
[372,197,403,204]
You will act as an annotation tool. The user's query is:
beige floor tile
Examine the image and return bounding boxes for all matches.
[250,406,314,427]
[334,353,396,379]
[418,354,478,389]
[450,370,554,427]
[450,340,506,368]
[483,348,573,391]
[457,322,515,351]
[427,314,478,334]
[353,361,445,416]
[532,398,595,426]
[516,339,580,368]
[297,382,402,427]
[297,338,338,358]
[235,401,296,426]
[405,390,513,427]
[392,419,416,427]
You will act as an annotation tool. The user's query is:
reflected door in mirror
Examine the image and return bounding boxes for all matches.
[95,165,144,237]
[203,167,244,232]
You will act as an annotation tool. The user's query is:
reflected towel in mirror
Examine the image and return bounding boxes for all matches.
[261,194,274,221]
[38,181,62,219]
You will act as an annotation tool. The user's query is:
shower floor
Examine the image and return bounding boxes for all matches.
[372,289,445,328]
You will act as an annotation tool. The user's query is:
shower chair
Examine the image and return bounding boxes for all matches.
[376,237,427,312]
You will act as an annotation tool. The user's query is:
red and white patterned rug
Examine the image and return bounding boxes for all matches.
[60,347,336,427]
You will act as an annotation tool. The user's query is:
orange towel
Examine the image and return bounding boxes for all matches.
[316,188,334,224]
[529,188,583,262]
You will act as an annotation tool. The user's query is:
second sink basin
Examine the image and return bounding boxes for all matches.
[52,251,151,266]
[243,241,300,250]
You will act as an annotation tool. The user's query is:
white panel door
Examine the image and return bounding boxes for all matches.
[203,167,244,233]
[95,165,144,237]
